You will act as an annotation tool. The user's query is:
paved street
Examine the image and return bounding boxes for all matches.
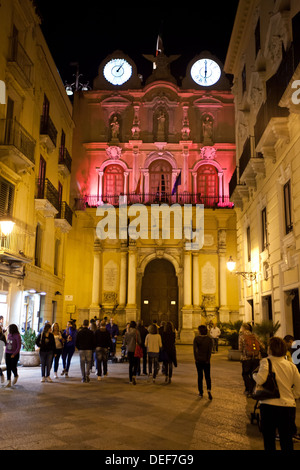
[1,345,299,452]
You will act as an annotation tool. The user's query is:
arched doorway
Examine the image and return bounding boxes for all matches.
[141,259,178,329]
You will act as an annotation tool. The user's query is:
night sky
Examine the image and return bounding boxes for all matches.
[34,1,239,88]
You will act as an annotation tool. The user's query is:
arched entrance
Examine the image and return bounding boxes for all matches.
[141,259,178,329]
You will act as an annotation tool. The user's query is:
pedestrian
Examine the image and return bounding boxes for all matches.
[209,323,221,353]
[94,320,111,380]
[89,318,97,371]
[253,336,300,451]
[4,324,21,388]
[283,335,300,442]
[161,321,177,384]
[238,322,264,397]
[61,320,77,377]
[75,319,95,383]
[52,322,64,378]
[145,323,162,383]
[0,325,7,384]
[137,320,148,375]
[36,322,56,382]
[106,317,119,357]
[124,320,142,385]
[193,324,213,399]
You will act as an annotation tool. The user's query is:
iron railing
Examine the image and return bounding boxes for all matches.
[8,39,33,86]
[40,115,58,148]
[35,178,60,212]
[56,201,73,226]
[59,146,72,173]
[0,118,36,164]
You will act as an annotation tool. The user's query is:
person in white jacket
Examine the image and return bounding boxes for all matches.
[253,336,300,451]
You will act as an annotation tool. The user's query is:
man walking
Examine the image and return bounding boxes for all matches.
[209,323,221,353]
[238,323,263,397]
[76,320,95,382]
[193,325,213,399]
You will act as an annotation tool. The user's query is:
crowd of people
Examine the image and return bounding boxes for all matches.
[1,314,300,451]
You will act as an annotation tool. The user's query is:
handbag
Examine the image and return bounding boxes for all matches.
[134,332,143,358]
[252,358,280,400]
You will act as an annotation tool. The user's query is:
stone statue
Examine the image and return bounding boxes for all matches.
[202,115,213,144]
[110,116,120,140]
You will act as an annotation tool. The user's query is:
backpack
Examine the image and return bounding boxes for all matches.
[244,334,260,358]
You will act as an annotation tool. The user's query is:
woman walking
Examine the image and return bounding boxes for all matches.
[61,320,77,377]
[94,320,111,380]
[0,325,6,384]
[52,322,64,378]
[124,321,142,385]
[253,336,300,451]
[161,321,177,384]
[36,323,56,382]
[5,324,21,387]
[145,324,162,383]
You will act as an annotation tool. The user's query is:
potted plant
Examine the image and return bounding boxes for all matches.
[220,320,243,361]
[253,320,281,352]
[19,329,40,367]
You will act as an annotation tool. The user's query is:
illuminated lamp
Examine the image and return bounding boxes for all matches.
[0,216,15,237]
[227,256,257,281]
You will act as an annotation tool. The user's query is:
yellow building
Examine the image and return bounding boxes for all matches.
[0,0,74,331]
[65,48,239,341]
[225,0,300,337]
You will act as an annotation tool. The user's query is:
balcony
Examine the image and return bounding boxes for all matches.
[7,39,33,89]
[0,119,36,172]
[58,146,72,176]
[35,178,59,217]
[40,115,58,152]
[229,167,247,209]
[55,201,73,232]
[74,193,234,210]
[0,221,33,279]
[239,136,265,188]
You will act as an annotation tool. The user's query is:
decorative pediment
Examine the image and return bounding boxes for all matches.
[264,11,290,74]
[101,94,131,117]
[248,71,265,113]
[193,95,223,109]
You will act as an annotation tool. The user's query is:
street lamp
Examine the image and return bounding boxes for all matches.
[227,256,257,281]
[0,216,15,237]
[64,62,90,96]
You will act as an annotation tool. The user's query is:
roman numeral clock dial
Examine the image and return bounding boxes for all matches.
[191,58,221,86]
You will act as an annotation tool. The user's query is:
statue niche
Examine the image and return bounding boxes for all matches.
[109,113,121,143]
[201,114,214,145]
[153,108,169,142]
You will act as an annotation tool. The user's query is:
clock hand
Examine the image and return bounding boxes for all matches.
[116,62,124,73]
[204,60,207,78]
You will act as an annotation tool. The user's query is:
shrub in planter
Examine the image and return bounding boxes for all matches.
[20,329,40,367]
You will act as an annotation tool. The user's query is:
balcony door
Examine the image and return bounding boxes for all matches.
[149,160,172,202]
[197,164,218,207]
[37,156,46,198]
[103,164,124,205]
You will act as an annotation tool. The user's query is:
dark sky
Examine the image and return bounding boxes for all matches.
[35,1,239,88]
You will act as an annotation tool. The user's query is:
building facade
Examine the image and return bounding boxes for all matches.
[0,0,74,332]
[65,48,239,341]
[225,0,300,337]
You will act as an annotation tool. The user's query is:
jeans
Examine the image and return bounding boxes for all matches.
[127,351,139,382]
[62,346,75,372]
[260,404,295,451]
[53,348,62,373]
[95,347,108,376]
[39,350,53,377]
[5,353,19,381]
[163,361,173,378]
[79,350,93,379]
[148,353,159,378]
[195,361,211,394]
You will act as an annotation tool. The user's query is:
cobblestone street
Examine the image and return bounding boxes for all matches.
[1,345,299,452]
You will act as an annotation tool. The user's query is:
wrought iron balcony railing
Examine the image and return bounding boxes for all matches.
[0,118,36,164]
[40,115,58,148]
[35,178,60,212]
[56,201,73,226]
[74,193,234,210]
[59,146,72,173]
[8,39,33,87]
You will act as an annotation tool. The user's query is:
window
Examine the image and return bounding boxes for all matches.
[34,223,43,267]
[149,160,172,202]
[103,164,124,204]
[0,177,14,217]
[255,18,261,57]
[197,164,219,207]
[261,207,268,251]
[246,226,251,262]
[283,180,293,234]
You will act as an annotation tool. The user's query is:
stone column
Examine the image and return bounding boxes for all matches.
[218,228,229,322]
[192,252,200,307]
[180,249,194,343]
[119,246,127,307]
[98,171,104,204]
[90,243,101,318]
[126,241,137,322]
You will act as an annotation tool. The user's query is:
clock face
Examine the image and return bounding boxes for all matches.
[103,58,132,85]
[191,59,221,86]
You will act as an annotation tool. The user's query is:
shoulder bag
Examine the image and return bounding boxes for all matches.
[252,358,280,400]
[134,331,143,358]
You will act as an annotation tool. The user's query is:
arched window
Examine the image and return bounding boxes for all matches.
[103,164,124,205]
[149,160,172,203]
[197,164,219,207]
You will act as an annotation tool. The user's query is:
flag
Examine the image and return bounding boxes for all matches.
[172,171,181,195]
[135,174,141,194]
[156,34,163,57]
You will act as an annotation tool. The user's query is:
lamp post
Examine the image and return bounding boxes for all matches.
[227,256,257,281]
[0,216,15,247]
[64,62,90,96]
